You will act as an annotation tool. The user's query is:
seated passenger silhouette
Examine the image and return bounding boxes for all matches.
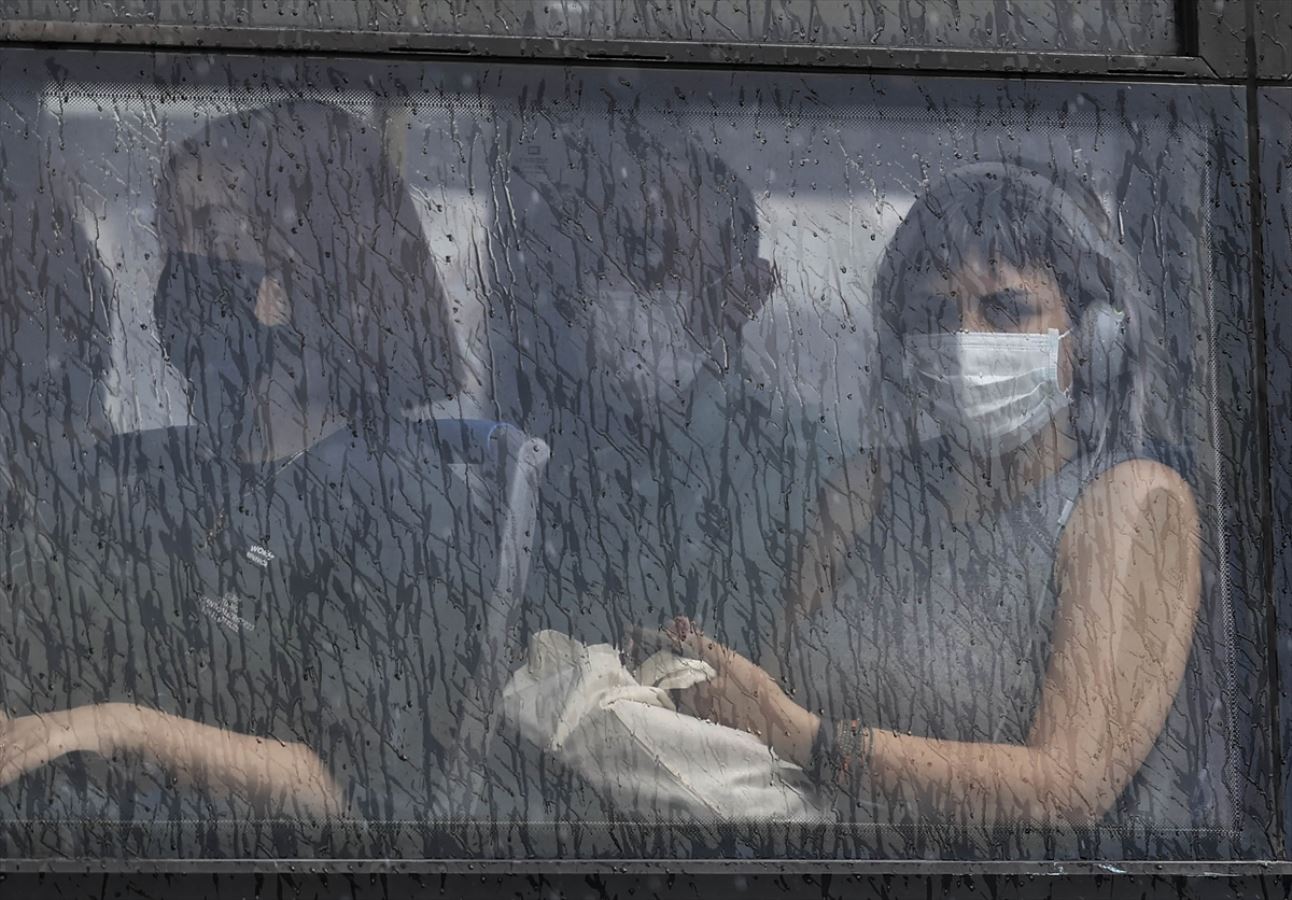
[487,122,776,649]
[0,155,120,820]
[482,123,778,824]
[0,100,475,832]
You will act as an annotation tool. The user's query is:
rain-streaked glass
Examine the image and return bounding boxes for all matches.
[0,48,1260,863]
[4,0,1182,54]
[1258,88,1292,857]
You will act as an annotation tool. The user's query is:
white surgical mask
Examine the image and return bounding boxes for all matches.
[904,327,1070,454]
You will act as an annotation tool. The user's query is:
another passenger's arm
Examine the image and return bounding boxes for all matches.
[0,703,341,814]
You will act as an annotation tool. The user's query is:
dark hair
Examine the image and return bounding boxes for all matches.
[491,119,774,346]
[872,162,1152,456]
[156,100,462,419]
[873,162,1132,335]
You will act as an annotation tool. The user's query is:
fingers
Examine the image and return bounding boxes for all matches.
[673,682,716,721]
[661,616,716,660]
[666,619,754,678]
[625,618,723,672]
[627,620,692,651]
[663,615,696,642]
[628,619,807,754]
[634,617,756,689]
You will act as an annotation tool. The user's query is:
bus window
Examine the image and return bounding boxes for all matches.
[0,47,1262,864]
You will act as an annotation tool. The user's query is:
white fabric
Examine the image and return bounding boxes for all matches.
[500,630,829,822]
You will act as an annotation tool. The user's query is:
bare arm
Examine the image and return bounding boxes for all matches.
[0,703,341,815]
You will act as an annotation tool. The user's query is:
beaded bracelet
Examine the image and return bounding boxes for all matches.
[809,717,872,785]
[835,719,873,781]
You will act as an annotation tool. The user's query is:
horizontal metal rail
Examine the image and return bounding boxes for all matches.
[0,857,1286,876]
[0,19,1225,79]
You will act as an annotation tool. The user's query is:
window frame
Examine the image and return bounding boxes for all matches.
[0,0,1251,79]
[0,0,1287,883]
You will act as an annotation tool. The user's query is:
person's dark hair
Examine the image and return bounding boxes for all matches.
[872,161,1152,457]
[612,126,775,340]
[491,119,775,348]
[156,100,462,421]
[874,162,1132,332]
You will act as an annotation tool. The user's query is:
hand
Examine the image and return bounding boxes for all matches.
[646,617,820,767]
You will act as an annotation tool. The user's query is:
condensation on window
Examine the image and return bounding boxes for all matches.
[0,48,1255,863]
[5,0,1182,54]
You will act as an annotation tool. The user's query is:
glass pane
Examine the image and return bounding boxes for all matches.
[0,48,1260,863]
[6,0,1182,55]
[1258,0,1292,78]
[1259,88,1292,858]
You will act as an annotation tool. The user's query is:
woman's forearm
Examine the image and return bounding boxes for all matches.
[79,703,341,813]
[858,727,1118,823]
[776,708,1118,823]
[769,706,821,770]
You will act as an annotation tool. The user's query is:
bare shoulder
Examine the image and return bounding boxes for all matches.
[1064,457,1204,575]
[1073,457,1199,527]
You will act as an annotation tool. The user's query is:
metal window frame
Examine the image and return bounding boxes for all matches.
[0,0,1284,883]
[0,37,1279,873]
[0,0,1253,80]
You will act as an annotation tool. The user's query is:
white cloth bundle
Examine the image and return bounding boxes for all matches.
[500,630,829,822]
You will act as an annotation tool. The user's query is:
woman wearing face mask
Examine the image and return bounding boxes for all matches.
[651,162,1207,828]
[0,100,465,827]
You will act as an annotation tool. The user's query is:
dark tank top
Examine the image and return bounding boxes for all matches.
[781,448,1104,744]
